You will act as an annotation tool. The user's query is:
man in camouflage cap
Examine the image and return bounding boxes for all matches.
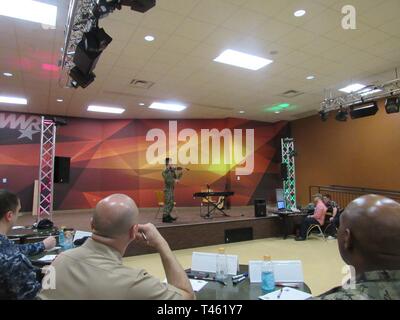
[0,190,56,299]
[162,158,183,223]
[318,194,400,300]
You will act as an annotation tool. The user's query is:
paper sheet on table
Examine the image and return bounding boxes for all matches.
[73,230,92,242]
[189,279,208,292]
[259,287,312,300]
[191,252,238,275]
[38,255,57,262]
[12,226,25,230]
[46,246,61,252]
[163,279,208,292]
[249,260,304,283]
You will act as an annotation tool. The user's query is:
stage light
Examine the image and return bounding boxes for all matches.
[335,108,348,122]
[84,28,113,53]
[350,101,379,119]
[319,110,329,122]
[69,66,96,89]
[385,97,400,114]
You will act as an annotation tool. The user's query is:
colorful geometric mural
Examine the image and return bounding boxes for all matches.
[0,112,289,211]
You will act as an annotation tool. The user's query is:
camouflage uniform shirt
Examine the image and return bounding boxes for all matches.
[0,234,45,299]
[317,270,400,300]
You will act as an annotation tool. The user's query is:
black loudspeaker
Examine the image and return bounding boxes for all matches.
[254,199,266,217]
[54,157,70,183]
[280,163,288,181]
[225,227,253,243]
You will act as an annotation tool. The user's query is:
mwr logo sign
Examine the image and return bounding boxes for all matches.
[0,112,41,140]
[146,121,255,176]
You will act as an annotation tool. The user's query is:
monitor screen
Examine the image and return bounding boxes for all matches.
[277,201,285,210]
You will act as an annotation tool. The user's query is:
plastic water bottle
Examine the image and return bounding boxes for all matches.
[216,247,228,281]
[261,255,275,292]
[58,228,65,249]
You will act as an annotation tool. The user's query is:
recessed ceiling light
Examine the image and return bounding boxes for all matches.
[275,111,281,114]
[87,105,125,114]
[0,96,27,105]
[339,83,366,93]
[214,49,273,71]
[0,0,57,26]
[294,10,306,17]
[139,103,145,106]
[144,35,155,42]
[3,72,13,77]
[149,102,187,112]
[239,111,245,114]
[56,99,63,102]
[306,75,315,80]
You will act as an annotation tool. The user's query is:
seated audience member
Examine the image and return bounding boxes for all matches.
[318,195,400,300]
[323,194,341,238]
[40,194,195,300]
[323,194,339,218]
[0,190,56,299]
[295,194,327,241]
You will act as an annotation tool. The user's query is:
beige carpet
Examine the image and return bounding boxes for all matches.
[123,236,344,297]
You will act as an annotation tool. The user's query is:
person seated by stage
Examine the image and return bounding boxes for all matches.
[162,157,183,223]
[317,194,400,300]
[323,194,341,238]
[39,194,195,300]
[295,193,327,241]
[0,189,56,300]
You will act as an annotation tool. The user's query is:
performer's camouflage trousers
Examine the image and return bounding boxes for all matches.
[163,188,174,217]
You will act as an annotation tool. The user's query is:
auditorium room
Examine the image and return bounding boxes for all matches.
[0,0,399,301]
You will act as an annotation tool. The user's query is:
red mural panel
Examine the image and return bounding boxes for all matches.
[0,112,289,211]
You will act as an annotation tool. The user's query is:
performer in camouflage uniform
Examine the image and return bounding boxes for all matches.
[317,194,400,300]
[162,158,183,223]
[0,190,56,299]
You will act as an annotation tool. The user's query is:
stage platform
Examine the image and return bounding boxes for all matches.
[18,206,284,256]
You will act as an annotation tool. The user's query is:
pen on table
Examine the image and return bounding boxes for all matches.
[277,288,284,299]
[141,232,147,241]
[232,276,247,285]
[232,272,248,280]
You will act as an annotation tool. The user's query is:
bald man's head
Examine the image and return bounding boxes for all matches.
[92,194,139,238]
[338,194,400,272]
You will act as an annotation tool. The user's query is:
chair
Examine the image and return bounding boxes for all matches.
[306,224,326,241]
[155,190,177,219]
[199,189,218,217]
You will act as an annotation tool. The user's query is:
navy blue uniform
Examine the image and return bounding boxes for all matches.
[0,234,45,299]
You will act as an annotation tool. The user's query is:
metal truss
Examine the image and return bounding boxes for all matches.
[320,76,400,113]
[60,0,97,72]
[281,138,297,210]
[38,117,57,222]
